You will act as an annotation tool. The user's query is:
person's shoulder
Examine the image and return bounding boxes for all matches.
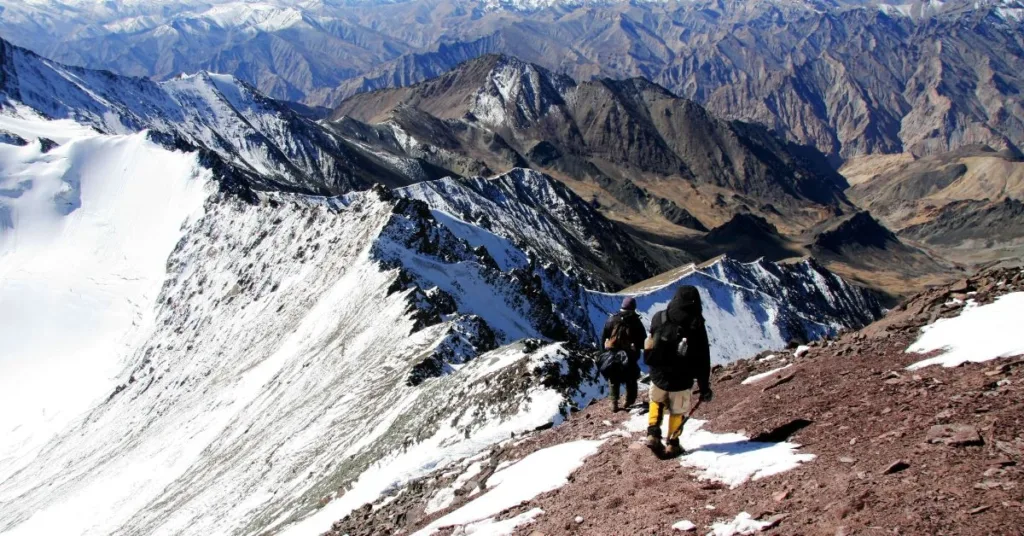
[650,309,665,326]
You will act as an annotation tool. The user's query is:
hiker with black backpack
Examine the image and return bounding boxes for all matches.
[643,285,713,457]
[599,297,646,412]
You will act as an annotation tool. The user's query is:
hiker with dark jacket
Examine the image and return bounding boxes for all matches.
[643,285,712,457]
[601,297,647,412]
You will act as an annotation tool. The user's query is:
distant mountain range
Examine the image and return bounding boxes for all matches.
[3,0,1022,164]
[0,36,965,296]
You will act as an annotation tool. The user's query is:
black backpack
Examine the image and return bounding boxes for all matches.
[597,349,630,379]
[644,310,690,370]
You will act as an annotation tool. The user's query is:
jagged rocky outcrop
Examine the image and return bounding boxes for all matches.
[395,168,664,289]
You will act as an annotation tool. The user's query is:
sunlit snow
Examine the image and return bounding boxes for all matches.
[740,364,792,385]
[0,122,212,484]
[907,292,1024,369]
[623,414,815,489]
[411,440,604,536]
[707,512,769,536]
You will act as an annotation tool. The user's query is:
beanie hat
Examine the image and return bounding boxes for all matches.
[620,297,637,311]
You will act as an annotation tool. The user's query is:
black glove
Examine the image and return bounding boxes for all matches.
[699,389,713,403]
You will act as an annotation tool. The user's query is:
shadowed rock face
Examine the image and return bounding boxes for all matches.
[813,211,900,253]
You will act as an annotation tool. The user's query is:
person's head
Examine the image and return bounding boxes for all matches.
[667,285,702,323]
[620,296,637,311]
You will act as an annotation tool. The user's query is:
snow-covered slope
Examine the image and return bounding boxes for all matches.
[396,168,661,290]
[0,37,435,195]
[0,161,605,535]
[0,118,213,485]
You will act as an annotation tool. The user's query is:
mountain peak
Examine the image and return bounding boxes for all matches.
[813,211,899,253]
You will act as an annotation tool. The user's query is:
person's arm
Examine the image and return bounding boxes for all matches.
[601,317,613,346]
[629,316,646,352]
[643,312,662,365]
[695,322,712,399]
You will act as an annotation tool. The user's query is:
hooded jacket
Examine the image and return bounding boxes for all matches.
[601,309,647,379]
[646,285,711,392]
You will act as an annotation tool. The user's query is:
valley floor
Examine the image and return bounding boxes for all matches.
[333,268,1024,536]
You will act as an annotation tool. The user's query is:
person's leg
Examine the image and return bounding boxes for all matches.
[665,390,692,456]
[667,414,685,440]
[609,379,621,411]
[647,386,665,445]
[625,378,638,409]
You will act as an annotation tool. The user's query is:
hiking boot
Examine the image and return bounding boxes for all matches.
[665,438,684,457]
[645,425,662,447]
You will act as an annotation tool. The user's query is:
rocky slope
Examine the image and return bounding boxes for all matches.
[330,265,1024,536]
[809,211,956,299]
[9,0,1020,163]
[844,146,1024,266]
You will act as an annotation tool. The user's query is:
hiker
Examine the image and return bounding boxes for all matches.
[600,297,647,412]
[644,285,712,457]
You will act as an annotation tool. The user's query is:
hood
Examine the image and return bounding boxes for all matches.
[667,285,703,325]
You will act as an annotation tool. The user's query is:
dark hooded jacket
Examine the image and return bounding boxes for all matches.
[646,285,711,392]
[601,309,647,379]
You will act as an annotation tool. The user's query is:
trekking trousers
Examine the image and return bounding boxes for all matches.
[608,378,638,407]
[647,386,691,440]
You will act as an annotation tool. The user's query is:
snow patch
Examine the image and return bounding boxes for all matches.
[907,292,1024,369]
[672,519,697,531]
[425,459,486,514]
[707,512,769,536]
[458,508,544,536]
[740,364,792,385]
[623,414,814,488]
[411,439,604,535]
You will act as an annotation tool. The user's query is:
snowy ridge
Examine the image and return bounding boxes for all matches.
[0,37,429,195]
[396,168,661,289]
[0,172,604,536]
[587,257,884,365]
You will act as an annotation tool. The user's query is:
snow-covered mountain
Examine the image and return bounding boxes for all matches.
[1,92,884,536]
[0,36,443,195]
